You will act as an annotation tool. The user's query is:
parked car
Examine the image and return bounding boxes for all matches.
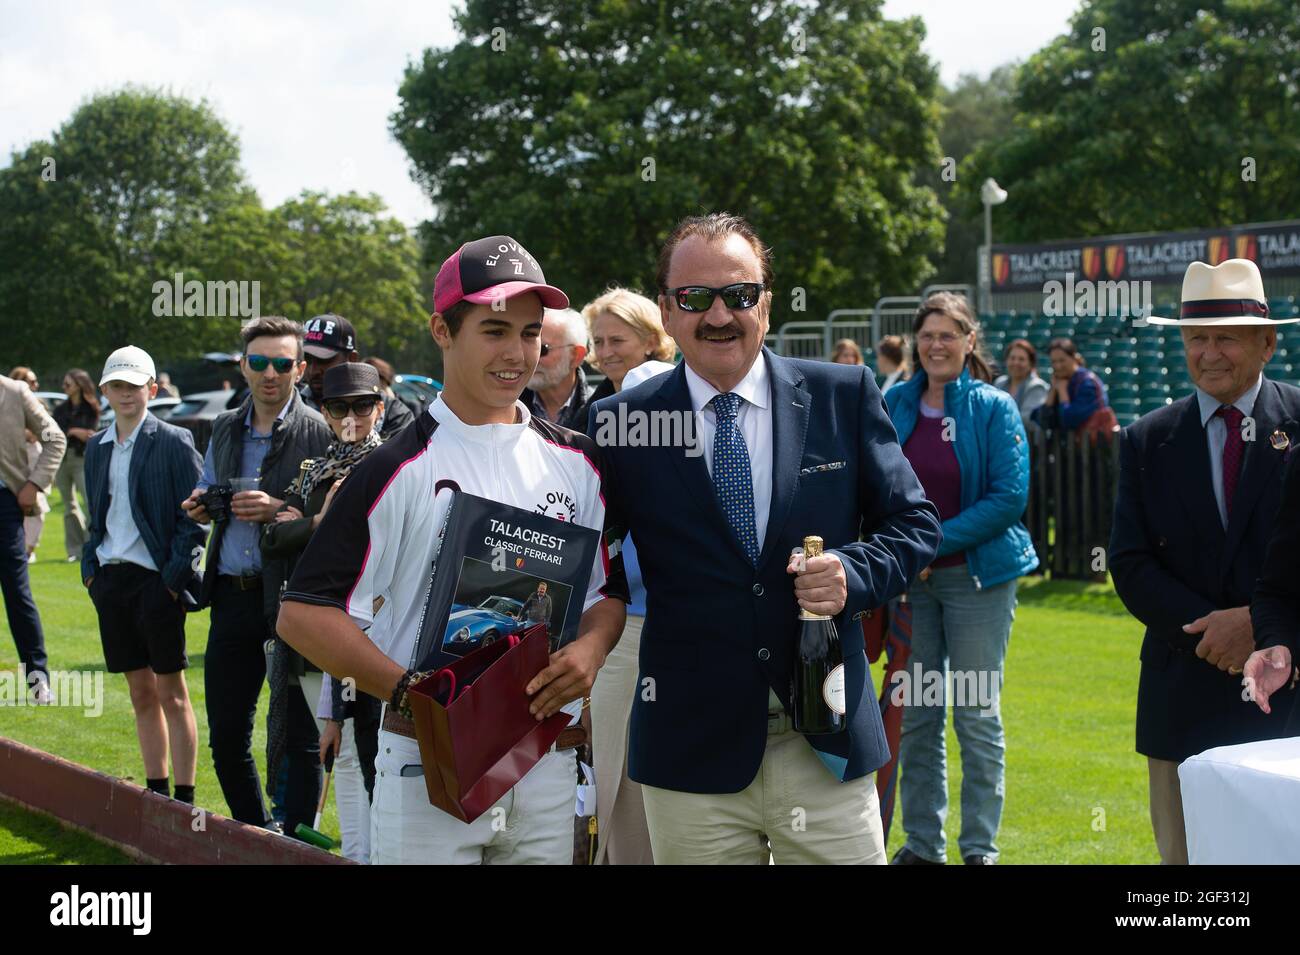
[393,374,441,418]
[35,391,178,429]
[444,595,526,653]
[166,389,238,454]
[99,395,182,428]
[34,392,67,416]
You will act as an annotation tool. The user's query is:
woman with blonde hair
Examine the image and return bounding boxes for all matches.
[584,287,676,405]
[831,338,863,365]
[581,286,675,865]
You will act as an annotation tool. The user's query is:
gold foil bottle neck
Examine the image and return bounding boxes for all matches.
[798,535,831,620]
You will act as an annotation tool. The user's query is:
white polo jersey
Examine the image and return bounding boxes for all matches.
[282,396,626,671]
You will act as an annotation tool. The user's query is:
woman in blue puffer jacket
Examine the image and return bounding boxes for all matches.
[883,292,1038,867]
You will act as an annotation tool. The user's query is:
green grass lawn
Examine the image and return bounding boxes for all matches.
[0,799,133,864]
[3,493,1155,864]
[1,491,342,864]
[876,575,1153,863]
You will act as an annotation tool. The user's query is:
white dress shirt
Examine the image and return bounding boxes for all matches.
[1195,373,1262,530]
[683,351,774,551]
[95,415,157,571]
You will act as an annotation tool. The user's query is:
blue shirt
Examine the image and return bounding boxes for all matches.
[95,415,157,571]
[1195,373,1262,530]
[198,400,288,576]
[624,534,646,617]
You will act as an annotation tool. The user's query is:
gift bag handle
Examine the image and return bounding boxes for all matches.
[434,634,522,704]
[433,668,457,705]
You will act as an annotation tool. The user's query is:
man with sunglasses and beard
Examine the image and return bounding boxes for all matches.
[588,212,940,864]
[182,317,332,831]
[521,308,594,432]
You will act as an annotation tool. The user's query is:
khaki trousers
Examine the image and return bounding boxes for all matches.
[641,728,886,865]
[590,615,654,864]
[1148,757,1188,865]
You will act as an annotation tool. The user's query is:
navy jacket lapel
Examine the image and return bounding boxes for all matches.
[652,364,751,564]
[128,415,158,488]
[1223,379,1290,570]
[90,437,111,531]
[757,351,808,570]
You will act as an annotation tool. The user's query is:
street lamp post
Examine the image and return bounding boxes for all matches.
[980,177,1008,316]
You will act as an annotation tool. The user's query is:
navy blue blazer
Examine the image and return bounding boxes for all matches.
[82,413,206,606]
[589,348,941,794]
[1110,377,1300,762]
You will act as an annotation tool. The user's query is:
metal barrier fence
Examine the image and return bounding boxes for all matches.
[770,286,976,361]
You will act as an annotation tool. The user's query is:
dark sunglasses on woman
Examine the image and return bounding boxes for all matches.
[323,397,379,419]
[665,283,765,312]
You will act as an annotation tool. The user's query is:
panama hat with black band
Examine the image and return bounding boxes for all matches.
[1146,258,1300,326]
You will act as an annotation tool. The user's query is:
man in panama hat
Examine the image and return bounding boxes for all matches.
[1110,258,1300,864]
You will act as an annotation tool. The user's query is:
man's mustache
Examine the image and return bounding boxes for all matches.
[696,323,745,339]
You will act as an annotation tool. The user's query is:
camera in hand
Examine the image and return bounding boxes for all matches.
[197,484,234,523]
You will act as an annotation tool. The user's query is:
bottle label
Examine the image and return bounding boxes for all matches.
[822,664,846,715]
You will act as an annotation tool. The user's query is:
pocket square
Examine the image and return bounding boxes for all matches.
[800,461,846,475]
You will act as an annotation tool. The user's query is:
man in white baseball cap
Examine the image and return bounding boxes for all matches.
[84,344,206,805]
[1110,258,1300,864]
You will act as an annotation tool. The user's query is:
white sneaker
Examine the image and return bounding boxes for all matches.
[66,555,78,563]
[30,680,53,705]
[27,553,36,564]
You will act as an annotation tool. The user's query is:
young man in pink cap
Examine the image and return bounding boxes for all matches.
[277,235,627,864]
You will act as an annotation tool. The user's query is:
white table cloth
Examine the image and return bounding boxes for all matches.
[1179,736,1300,864]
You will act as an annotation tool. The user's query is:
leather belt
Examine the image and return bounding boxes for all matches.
[767,709,792,736]
[219,574,263,591]
[381,708,588,751]
[382,708,417,739]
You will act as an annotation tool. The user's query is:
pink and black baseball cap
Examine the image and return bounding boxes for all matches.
[433,235,569,315]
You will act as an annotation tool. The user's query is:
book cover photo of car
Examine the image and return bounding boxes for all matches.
[441,556,574,657]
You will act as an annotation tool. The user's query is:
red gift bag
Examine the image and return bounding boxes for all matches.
[406,625,572,823]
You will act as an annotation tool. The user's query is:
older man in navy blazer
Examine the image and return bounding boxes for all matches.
[83,346,206,804]
[1110,259,1300,865]
[589,213,940,864]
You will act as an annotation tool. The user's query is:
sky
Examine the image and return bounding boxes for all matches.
[0,0,1080,227]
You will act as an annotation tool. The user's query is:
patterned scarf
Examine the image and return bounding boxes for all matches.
[286,428,383,502]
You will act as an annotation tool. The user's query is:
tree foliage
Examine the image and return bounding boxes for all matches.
[960,0,1300,242]
[0,89,432,380]
[0,87,250,367]
[392,0,947,321]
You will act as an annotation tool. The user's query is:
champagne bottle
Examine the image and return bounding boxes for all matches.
[791,535,846,735]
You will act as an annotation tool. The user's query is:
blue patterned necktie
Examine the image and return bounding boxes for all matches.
[711,392,759,564]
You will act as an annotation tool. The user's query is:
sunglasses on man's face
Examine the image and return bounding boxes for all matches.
[665,283,765,313]
[246,354,297,374]
[539,343,576,358]
[323,397,379,420]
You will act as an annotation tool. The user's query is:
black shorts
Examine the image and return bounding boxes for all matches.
[89,562,188,674]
